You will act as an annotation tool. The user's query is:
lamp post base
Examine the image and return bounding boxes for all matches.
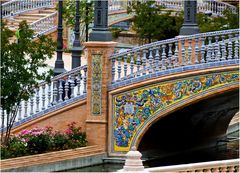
[89,30,112,42]
[179,24,200,36]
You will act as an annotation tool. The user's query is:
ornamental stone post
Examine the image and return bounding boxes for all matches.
[83,41,117,150]
[179,0,199,36]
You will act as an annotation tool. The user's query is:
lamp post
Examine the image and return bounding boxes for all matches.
[179,0,199,36]
[89,0,112,41]
[54,0,65,76]
[71,0,82,69]
[85,0,90,42]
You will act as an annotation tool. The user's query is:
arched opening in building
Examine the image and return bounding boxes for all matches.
[138,90,239,167]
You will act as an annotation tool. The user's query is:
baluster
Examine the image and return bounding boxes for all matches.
[220,167,228,172]
[212,168,219,172]
[215,36,221,61]
[42,84,46,110]
[168,44,173,69]
[24,100,28,118]
[187,39,192,65]
[206,36,212,62]
[53,80,58,105]
[221,35,226,61]
[77,74,81,96]
[174,41,179,67]
[123,55,128,79]
[148,48,153,73]
[30,97,34,115]
[155,47,160,71]
[142,50,147,75]
[70,75,75,99]
[35,87,40,112]
[195,38,199,64]
[47,83,52,107]
[227,34,233,60]
[58,80,63,102]
[111,57,116,83]
[136,51,141,77]
[64,79,69,100]
[130,53,134,77]
[228,166,235,173]
[117,56,122,80]
[181,39,185,66]
[234,34,239,59]
[83,67,87,94]
[162,45,167,70]
[18,102,22,121]
[200,37,206,63]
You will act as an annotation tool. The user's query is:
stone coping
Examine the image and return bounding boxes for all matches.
[1,145,105,171]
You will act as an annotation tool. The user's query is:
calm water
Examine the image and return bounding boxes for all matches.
[66,132,239,172]
[65,163,124,172]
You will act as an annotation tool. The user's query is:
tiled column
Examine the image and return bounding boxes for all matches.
[84,41,117,150]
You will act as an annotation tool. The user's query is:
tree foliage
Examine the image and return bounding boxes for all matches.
[1,21,55,144]
[127,1,183,43]
[62,0,94,42]
[197,8,239,32]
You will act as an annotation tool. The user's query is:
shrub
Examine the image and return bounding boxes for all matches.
[1,122,87,159]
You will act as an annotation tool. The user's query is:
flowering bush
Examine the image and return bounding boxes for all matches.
[1,122,87,159]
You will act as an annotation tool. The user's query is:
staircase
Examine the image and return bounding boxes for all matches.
[5,7,56,32]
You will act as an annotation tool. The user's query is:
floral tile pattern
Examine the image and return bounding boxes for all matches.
[112,71,239,152]
[91,54,102,115]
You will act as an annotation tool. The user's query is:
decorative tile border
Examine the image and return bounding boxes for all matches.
[91,54,102,115]
[111,70,239,153]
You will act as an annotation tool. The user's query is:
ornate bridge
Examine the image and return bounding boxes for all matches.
[1,28,239,159]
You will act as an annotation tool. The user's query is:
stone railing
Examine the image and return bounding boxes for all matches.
[119,148,239,173]
[1,0,56,19]
[109,29,239,85]
[155,0,237,16]
[147,159,240,172]
[30,11,57,37]
[0,65,87,129]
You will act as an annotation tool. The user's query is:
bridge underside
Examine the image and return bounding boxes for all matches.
[138,90,239,161]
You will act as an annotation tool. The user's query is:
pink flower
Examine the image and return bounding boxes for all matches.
[20,129,30,135]
[65,129,73,135]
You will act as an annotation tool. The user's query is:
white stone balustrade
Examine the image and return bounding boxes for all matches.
[30,11,57,37]
[146,158,239,172]
[110,29,239,84]
[155,0,237,16]
[2,0,55,19]
[0,65,87,129]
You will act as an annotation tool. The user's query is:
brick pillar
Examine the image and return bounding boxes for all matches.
[83,41,117,150]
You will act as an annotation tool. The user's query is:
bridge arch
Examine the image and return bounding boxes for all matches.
[109,67,239,156]
[135,88,239,152]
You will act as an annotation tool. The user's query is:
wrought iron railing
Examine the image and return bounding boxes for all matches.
[2,0,56,19]
[110,29,239,84]
[1,65,87,129]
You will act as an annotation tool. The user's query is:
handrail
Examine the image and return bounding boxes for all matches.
[109,29,239,84]
[147,159,240,172]
[155,0,237,16]
[30,11,57,37]
[2,0,55,19]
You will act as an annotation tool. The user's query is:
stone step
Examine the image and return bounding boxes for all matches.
[18,13,47,18]
[14,16,42,21]
[39,9,55,14]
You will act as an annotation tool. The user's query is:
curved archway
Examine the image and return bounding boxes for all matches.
[136,90,239,164]
[111,70,239,154]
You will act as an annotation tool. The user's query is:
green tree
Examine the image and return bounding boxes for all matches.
[127,1,183,43]
[62,0,94,42]
[197,8,239,32]
[1,21,55,145]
